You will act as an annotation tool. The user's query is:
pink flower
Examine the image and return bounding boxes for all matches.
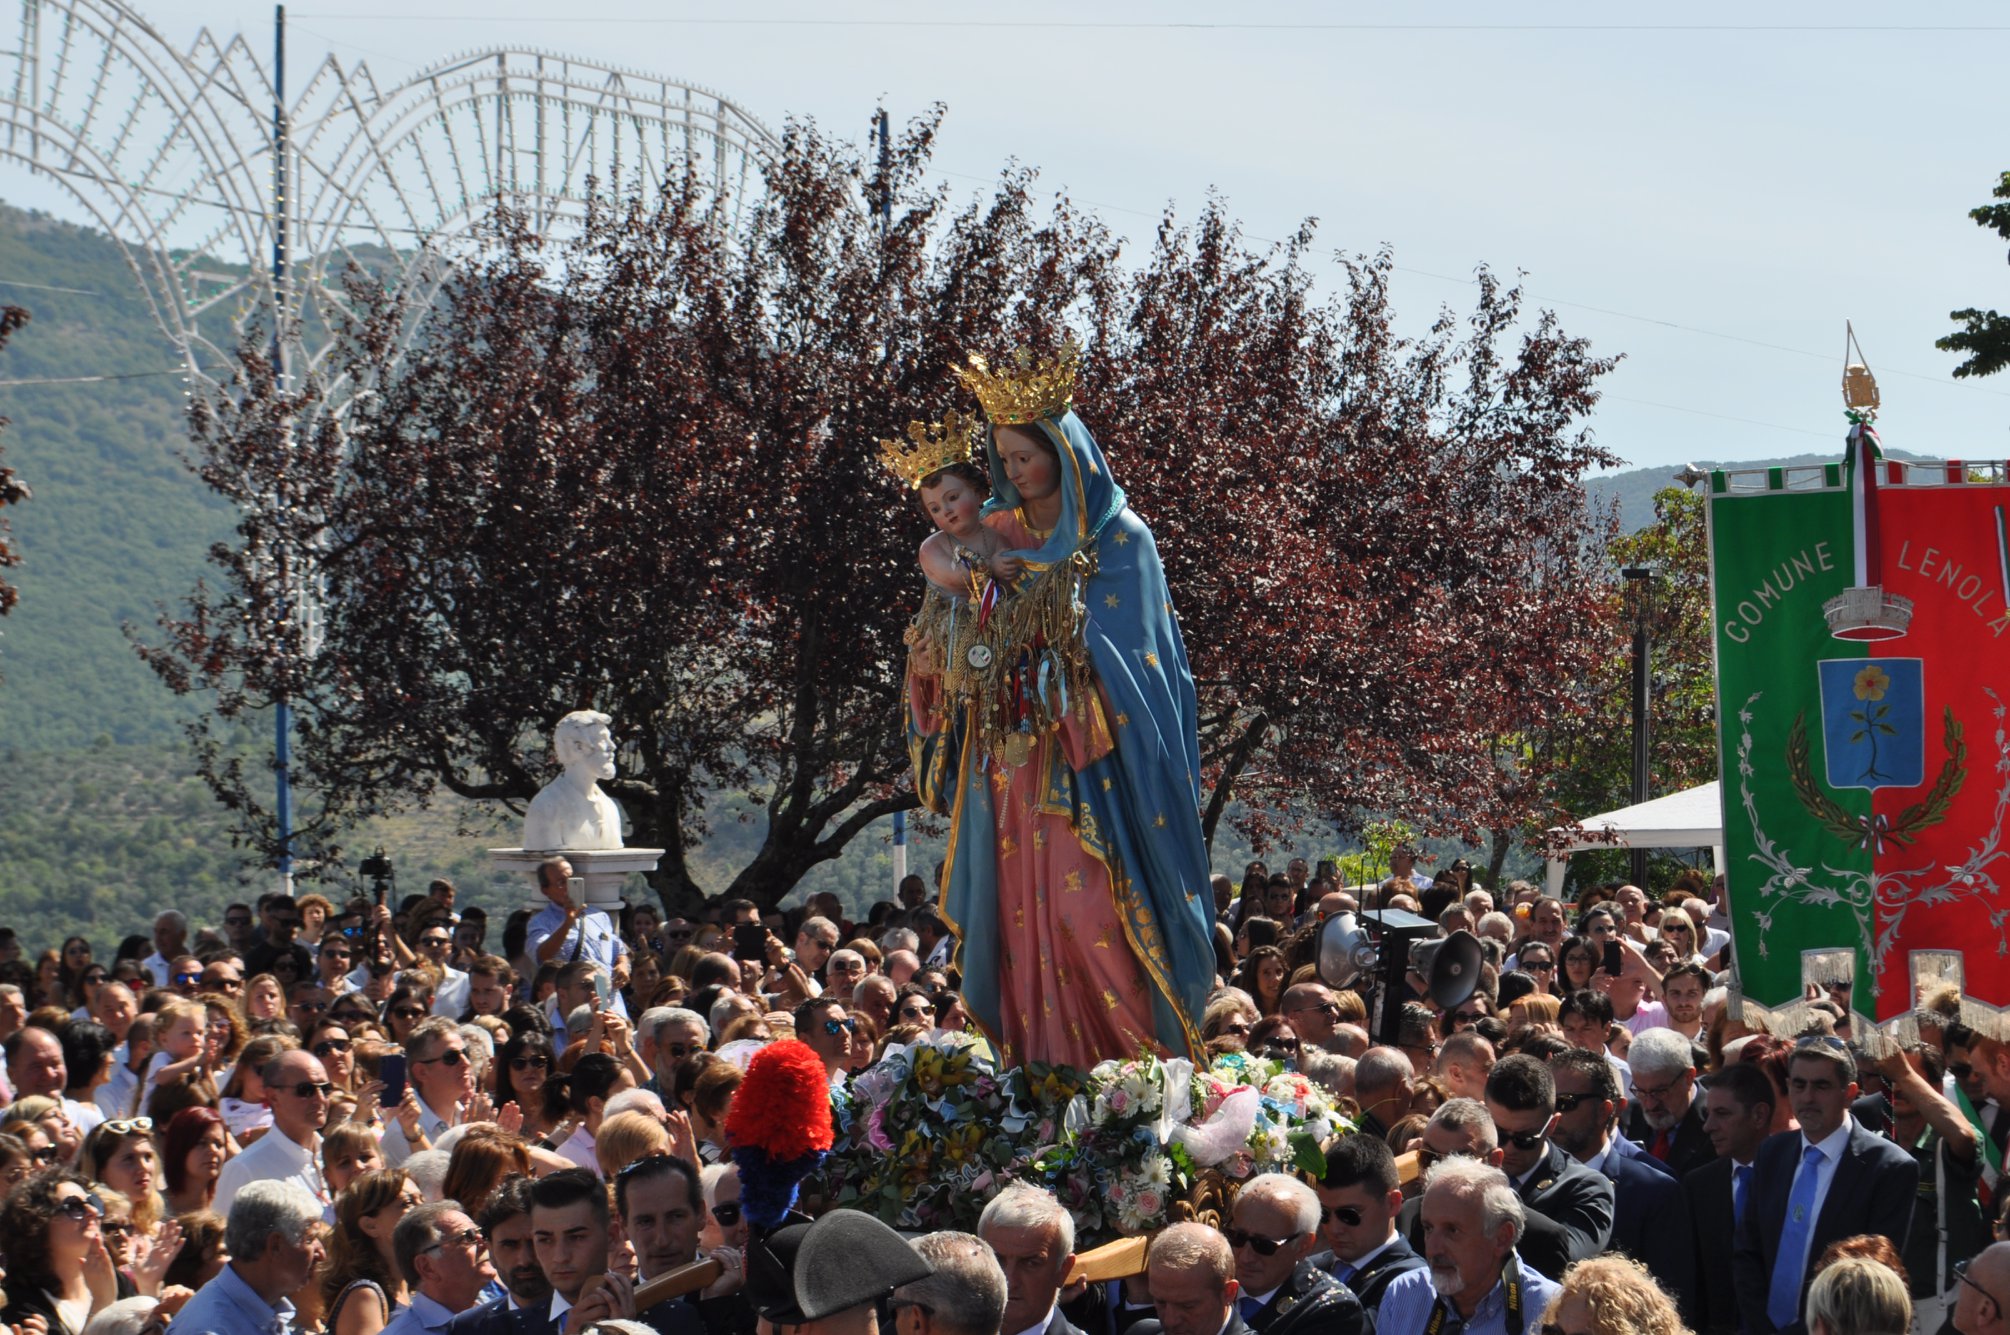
[865,1105,894,1152]
[1135,1189,1164,1217]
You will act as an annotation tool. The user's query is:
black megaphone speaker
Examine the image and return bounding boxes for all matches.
[1427,929,1485,1012]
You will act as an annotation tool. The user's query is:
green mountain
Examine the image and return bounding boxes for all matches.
[1584,448,1930,533]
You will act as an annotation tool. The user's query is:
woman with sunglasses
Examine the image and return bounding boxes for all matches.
[891,984,939,1030]
[0,1169,122,1334]
[59,939,99,1016]
[1247,1015,1300,1062]
[307,1018,361,1094]
[202,997,250,1069]
[0,1128,49,1191]
[383,987,431,1046]
[495,1032,564,1142]
[79,1120,163,1241]
[3,1095,83,1167]
[1655,907,1708,968]
[322,1168,423,1335]
[90,1186,182,1299]
[159,1106,228,1217]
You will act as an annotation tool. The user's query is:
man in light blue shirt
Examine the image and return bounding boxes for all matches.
[1376,1158,1559,1335]
[525,859,629,1019]
[167,1181,325,1335]
[384,1202,497,1335]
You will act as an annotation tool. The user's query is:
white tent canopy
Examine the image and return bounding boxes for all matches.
[1544,781,1725,897]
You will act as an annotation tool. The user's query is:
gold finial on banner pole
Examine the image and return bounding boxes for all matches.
[1843,320,1880,419]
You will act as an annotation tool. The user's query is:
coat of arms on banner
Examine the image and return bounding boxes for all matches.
[1710,423,2010,1041]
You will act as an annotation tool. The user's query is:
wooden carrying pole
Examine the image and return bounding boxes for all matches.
[579,1258,724,1308]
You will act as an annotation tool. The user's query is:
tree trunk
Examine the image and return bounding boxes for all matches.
[1200,712,1270,850]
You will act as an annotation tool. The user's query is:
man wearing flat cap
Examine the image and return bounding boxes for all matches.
[747,1209,934,1335]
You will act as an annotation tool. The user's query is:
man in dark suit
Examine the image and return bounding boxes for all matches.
[1310,1136,1427,1317]
[1133,1223,1253,1335]
[1622,1028,1716,1180]
[1484,1054,1615,1281]
[1224,1174,1365,1335]
[980,1182,1088,1335]
[1547,1049,1696,1320]
[1684,1062,1777,1335]
[1732,1039,1920,1335]
[447,1178,556,1335]
[617,1154,741,1335]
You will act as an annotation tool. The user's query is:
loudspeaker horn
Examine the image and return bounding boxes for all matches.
[1427,929,1485,1012]
[1316,912,1378,988]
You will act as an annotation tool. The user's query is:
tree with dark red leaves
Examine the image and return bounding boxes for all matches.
[143,110,1624,910]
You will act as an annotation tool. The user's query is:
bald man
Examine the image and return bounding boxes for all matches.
[1955,1241,2010,1335]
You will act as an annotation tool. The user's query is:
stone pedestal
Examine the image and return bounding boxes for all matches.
[488,847,664,910]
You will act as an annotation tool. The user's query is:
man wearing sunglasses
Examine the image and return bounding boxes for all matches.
[1954,1241,2010,1335]
[796,999,856,1086]
[213,1046,332,1214]
[448,1178,551,1335]
[637,1008,710,1096]
[387,1202,498,1335]
[1219,1173,1364,1335]
[1481,1055,1612,1283]
[1545,1049,1694,1320]
[1620,1027,1713,1179]
[385,1017,477,1167]
[1310,1136,1425,1313]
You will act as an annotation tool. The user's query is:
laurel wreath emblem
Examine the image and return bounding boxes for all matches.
[1787,706,1967,850]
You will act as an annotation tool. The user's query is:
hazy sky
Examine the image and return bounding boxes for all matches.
[11,0,2010,472]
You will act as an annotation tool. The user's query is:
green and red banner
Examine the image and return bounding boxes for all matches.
[1710,431,2010,1035]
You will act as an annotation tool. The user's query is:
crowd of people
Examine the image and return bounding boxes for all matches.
[0,848,2003,1335]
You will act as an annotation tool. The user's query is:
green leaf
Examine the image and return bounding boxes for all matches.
[1851,730,1866,744]
[1291,1129,1327,1177]
[1878,723,1897,736]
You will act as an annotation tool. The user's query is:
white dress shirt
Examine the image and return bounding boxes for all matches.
[1792,1115,1856,1229]
[380,1093,455,1167]
[214,1127,326,1215]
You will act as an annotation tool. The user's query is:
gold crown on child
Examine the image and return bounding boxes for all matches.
[953,340,1079,425]
[877,409,984,490]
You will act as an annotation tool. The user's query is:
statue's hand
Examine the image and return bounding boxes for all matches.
[989,550,1025,583]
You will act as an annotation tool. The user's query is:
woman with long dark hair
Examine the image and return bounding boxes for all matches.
[159,1106,227,1217]
[0,1169,121,1333]
[495,1031,563,1141]
[321,1167,420,1335]
[1228,945,1289,1016]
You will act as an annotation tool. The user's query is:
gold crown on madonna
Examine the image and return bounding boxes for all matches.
[953,340,1079,425]
[878,409,983,489]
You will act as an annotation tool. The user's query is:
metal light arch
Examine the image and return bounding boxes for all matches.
[0,0,781,388]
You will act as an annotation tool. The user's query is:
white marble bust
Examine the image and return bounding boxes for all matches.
[522,710,626,851]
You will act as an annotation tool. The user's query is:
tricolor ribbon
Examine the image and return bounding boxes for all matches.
[1853,811,1891,855]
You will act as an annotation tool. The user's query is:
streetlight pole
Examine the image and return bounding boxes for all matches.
[1621,565,1657,887]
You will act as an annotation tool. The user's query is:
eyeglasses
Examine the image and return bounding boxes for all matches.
[392,1006,426,1020]
[1492,1122,1549,1151]
[510,1055,550,1072]
[1448,1010,1484,1025]
[823,1018,858,1036]
[1958,1258,2005,1311]
[284,1081,335,1099]
[898,1005,935,1021]
[313,1039,352,1058]
[1632,1076,1684,1101]
[173,972,201,985]
[101,1220,135,1239]
[53,1195,104,1223]
[225,916,252,927]
[663,1043,698,1059]
[101,1118,153,1135]
[1289,1001,1342,1018]
[29,1145,60,1164]
[1225,1228,1301,1257]
[665,929,694,942]
[1260,1039,1301,1054]
[419,937,451,949]
[1321,1205,1365,1227]
[415,1048,467,1067]
[1552,1093,1593,1113]
[1523,960,1555,972]
[420,1226,485,1255]
[712,1202,742,1227]
[1796,1034,1849,1052]
[294,999,328,1014]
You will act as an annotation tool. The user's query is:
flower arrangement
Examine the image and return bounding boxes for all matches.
[820,1039,1349,1242]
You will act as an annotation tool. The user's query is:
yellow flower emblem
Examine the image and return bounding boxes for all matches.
[1854,664,1891,701]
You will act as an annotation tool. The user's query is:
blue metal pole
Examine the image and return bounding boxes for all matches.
[272,3,292,890]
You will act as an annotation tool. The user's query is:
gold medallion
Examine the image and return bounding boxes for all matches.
[1002,732,1034,768]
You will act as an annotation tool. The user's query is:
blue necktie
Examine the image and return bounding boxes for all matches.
[1239,1295,1264,1322]
[1767,1144,1827,1329]
[1733,1163,1755,1227]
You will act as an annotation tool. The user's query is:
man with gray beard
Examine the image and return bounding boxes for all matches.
[1373,1159,1557,1335]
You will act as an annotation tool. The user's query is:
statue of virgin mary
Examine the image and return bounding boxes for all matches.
[897,343,1216,1068]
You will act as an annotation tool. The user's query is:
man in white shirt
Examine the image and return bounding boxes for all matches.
[384,1203,496,1335]
[143,910,187,989]
[980,1182,1080,1335]
[382,1018,474,1167]
[213,1047,332,1214]
[413,924,471,1019]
